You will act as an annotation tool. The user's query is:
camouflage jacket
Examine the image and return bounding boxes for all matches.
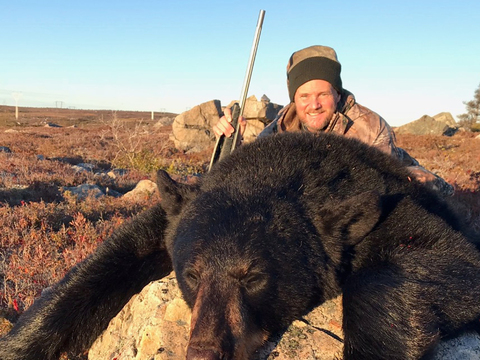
[258,90,454,196]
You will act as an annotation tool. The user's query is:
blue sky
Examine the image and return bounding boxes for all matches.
[1,0,479,126]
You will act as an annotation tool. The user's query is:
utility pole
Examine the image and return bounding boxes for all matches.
[12,92,22,120]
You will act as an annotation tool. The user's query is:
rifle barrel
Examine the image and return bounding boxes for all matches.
[231,9,266,151]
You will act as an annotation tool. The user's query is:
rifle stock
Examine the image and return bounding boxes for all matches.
[208,102,241,170]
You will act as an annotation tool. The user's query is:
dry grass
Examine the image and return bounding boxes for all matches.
[396,132,480,234]
[395,132,480,190]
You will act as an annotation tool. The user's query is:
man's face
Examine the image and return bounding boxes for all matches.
[294,79,341,132]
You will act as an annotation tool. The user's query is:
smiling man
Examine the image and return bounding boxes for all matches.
[257,45,398,155]
[213,45,454,197]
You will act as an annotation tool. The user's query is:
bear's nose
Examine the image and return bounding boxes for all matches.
[186,347,222,360]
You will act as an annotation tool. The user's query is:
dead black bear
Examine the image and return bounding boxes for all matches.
[1,132,480,360]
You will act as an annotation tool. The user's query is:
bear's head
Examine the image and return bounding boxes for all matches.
[156,168,384,360]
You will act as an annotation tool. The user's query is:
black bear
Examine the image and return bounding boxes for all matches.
[1,132,480,360]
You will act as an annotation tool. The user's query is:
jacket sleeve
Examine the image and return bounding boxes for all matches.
[370,119,398,157]
[258,118,278,139]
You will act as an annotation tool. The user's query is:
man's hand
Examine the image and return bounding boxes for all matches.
[213,107,247,140]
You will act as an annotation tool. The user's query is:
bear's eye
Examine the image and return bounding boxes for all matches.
[184,269,200,289]
[241,272,267,293]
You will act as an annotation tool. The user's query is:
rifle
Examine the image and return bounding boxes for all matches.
[208,9,266,172]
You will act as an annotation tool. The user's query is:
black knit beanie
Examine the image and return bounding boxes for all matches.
[287,45,342,102]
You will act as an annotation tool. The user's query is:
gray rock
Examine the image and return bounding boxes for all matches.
[63,184,105,200]
[0,146,12,153]
[107,169,129,179]
[72,163,95,173]
[122,180,158,201]
[433,112,457,126]
[396,115,457,136]
[105,187,123,198]
[225,95,283,124]
[77,163,95,171]
[154,116,175,127]
[44,123,62,128]
[170,100,222,152]
[431,331,480,360]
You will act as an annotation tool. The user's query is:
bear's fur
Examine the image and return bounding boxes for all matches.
[1,132,480,360]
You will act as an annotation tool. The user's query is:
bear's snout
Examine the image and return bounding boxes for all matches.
[184,270,268,360]
[186,346,222,360]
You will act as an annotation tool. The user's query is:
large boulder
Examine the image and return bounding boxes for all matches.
[225,95,283,144]
[170,100,222,153]
[154,116,175,127]
[170,96,283,152]
[433,112,457,126]
[396,113,458,136]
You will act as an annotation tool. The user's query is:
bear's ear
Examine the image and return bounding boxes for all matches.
[316,190,382,246]
[156,170,200,216]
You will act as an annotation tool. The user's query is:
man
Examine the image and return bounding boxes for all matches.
[213,45,453,196]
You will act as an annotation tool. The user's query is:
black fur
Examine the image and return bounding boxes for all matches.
[1,132,479,360]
